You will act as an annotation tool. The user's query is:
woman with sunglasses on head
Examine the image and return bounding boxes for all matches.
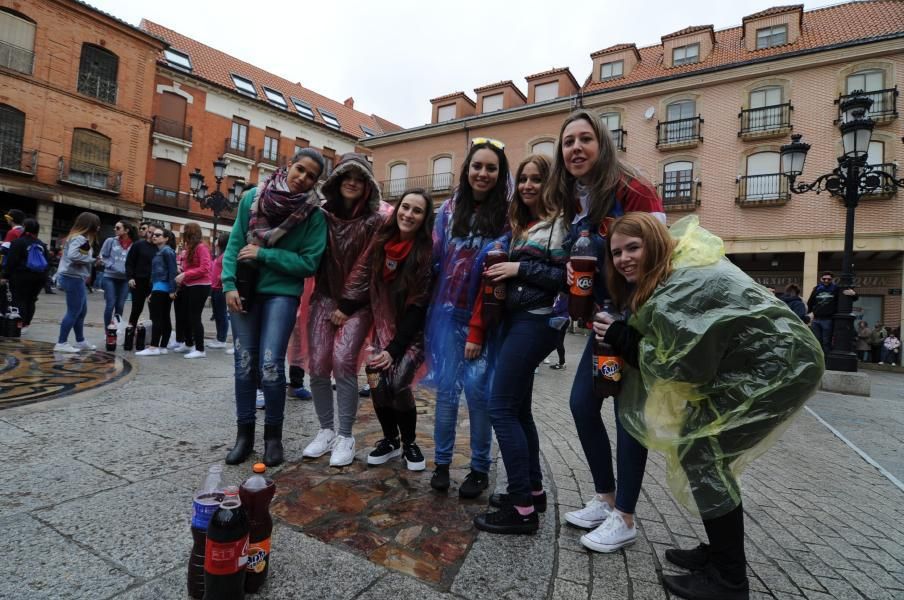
[99,220,136,331]
[54,212,101,353]
[597,213,823,600]
[302,153,388,468]
[126,222,157,330]
[472,154,567,533]
[174,222,212,359]
[136,227,177,356]
[221,148,327,467]
[552,110,664,553]
[426,137,510,499]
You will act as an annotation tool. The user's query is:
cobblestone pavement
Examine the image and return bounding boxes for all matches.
[1,292,903,599]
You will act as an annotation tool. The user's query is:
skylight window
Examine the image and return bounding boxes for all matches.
[360,126,376,137]
[231,74,257,97]
[319,109,341,129]
[263,87,287,109]
[164,48,192,71]
[291,97,315,120]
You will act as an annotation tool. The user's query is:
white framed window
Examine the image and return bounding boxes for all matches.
[600,112,620,131]
[432,156,453,190]
[291,97,315,119]
[437,104,456,122]
[231,74,256,97]
[600,60,624,80]
[262,87,287,109]
[230,120,248,151]
[663,161,694,201]
[388,163,408,197]
[361,126,376,137]
[756,25,787,49]
[482,93,503,113]
[263,130,279,162]
[745,151,782,200]
[163,48,192,71]
[867,141,884,166]
[664,100,696,142]
[672,43,700,66]
[847,69,884,94]
[748,86,784,130]
[318,109,341,129]
[534,81,558,102]
[0,9,36,74]
[530,141,555,156]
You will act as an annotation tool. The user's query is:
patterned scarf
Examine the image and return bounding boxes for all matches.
[247,169,318,247]
[382,237,413,282]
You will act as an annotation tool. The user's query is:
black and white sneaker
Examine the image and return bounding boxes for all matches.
[367,438,401,465]
[403,442,426,471]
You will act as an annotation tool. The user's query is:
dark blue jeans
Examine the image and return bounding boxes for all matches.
[210,289,229,342]
[230,294,299,426]
[489,311,559,507]
[101,276,129,327]
[57,274,88,344]
[570,335,648,514]
[812,318,833,355]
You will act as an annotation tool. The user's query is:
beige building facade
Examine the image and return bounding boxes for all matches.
[362,2,904,329]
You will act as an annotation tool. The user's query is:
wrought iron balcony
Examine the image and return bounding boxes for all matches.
[144,185,189,210]
[0,39,34,74]
[736,173,790,206]
[739,103,793,138]
[58,157,121,194]
[860,163,898,199]
[258,149,286,168]
[0,144,37,176]
[379,172,455,200]
[152,116,193,142]
[77,72,117,104]
[656,170,700,211]
[656,116,703,148]
[223,138,255,161]
[836,88,898,123]
[610,128,627,152]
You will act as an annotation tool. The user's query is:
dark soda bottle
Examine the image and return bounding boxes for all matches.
[235,259,259,313]
[365,347,387,407]
[135,322,146,351]
[123,324,135,351]
[592,300,623,400]
[188,465,225,599]
[569,231,596,324]
[239,463,276,594]
[204,485,248,600]
[481,242,507,327]
[105,321,118,351]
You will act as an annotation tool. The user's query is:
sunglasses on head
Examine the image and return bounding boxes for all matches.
[152,232,164,237]
[471,137,505,150]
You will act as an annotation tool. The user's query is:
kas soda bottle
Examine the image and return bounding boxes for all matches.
[204,485,249,600]
[105,321,118,351]
[188,465,225,599]
[481,242,507,328]
[235,259,259,313]
[123,324,135,351]
[365,347,387,406]
[239,463,276,594]
[569,231,596,324]
[592,300,623,400]
[135,322,147,351]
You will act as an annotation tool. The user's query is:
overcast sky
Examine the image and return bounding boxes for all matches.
[87,0,842,128]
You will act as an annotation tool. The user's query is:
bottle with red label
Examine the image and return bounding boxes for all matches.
[593,300,623,400]
[204,485,249,600]
[239,463,276,594]
[188,465,225,599]
[569,231,597,324]
[481,242,508,328]
[105,320,118,351]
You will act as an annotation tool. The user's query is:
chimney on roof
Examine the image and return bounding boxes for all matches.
[344,97,355,109]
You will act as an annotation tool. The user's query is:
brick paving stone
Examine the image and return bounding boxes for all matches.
[816,575,871,599]
[772,559,827,594]
[552,578,589,600]
[557,548,592,585]
[630,579,669,599]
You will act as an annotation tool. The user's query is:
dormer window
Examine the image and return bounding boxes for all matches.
[534,81,558,102]
[437,104,456,122]
[672,43,699,66]
[163,48,192,71]
[483,93,503,113]
[360,126,376,137]
[291,97,315,119]
[263,87,287,109]
[231,74,257,97]
[319,109,341,129]
[600,60,624,81]
[756,25,787,49]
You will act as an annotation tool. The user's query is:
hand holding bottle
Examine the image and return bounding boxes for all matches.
[592,310,616,340]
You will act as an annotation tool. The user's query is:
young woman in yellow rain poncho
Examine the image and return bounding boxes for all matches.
[592,213,824,600]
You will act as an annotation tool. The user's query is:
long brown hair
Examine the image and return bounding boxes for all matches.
[604,213,676,313]
[66,212,101,243]
[451,141,511,239]
[548,110,640,226]
[509,154,558,239]
[182,222,202,264]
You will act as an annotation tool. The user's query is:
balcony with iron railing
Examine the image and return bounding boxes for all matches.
[860,163,898,199]
[739,103,793,139]
[258,149,286,168]
[0,144,37,176]
[736,173,789,207]
[0,39,34,74]
[223,138,256,161]
[610,128,627,152]
[144,184,189,210]
[379,172,455,201]
[77,72,117,104]
[152,116,193,142]
[836,88,898,124]
[656,116,703,149]
[656,171,701,211]
[58,157,121,194]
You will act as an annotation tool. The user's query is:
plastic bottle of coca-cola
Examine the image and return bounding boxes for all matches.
[569,231,596,324]
[203,485,249,600]
[188,465,225,599]
[239,463,276,593]
[482,242,508,328]
[135,321,147,351]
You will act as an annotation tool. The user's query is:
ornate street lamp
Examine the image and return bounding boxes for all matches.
[189,157,244,254]
[780,92,904,372]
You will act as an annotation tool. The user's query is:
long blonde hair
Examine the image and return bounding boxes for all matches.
[509,154,558,239]
[66,212,101,243]
[604,213,676,313]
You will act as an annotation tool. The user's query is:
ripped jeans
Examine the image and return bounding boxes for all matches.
[229,294,299,426]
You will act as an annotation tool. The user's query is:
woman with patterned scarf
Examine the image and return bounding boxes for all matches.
[221,148,328,467]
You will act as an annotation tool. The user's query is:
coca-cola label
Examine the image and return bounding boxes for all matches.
[246,538,271,574]
[366,370,381,388]
[204,536,248,575]
[571,273,594,297]
[595,355,623,382]
[493,285,506,300]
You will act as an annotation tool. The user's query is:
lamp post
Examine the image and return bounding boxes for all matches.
[188,157,244,254]
[780,92,904,372]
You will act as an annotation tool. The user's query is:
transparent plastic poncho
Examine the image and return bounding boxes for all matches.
[619,216,825,518]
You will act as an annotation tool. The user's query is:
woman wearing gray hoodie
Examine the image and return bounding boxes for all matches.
[55,212,101,353]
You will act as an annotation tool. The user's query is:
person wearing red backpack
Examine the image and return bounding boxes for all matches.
[2,218,49,335]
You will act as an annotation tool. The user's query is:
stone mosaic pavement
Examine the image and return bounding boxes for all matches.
[1,292,903,599]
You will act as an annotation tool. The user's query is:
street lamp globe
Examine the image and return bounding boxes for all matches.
[780,134,810,180]
[839,110,874,159]
[188,168,204,193]
[213,157,227,180]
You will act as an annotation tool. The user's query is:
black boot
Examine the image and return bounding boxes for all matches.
[225,423,255,465]
[263,423,284,467]
[288,365,305,388]
[431,463,450,492]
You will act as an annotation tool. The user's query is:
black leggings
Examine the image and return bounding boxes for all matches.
[127,278,151,326]
[555,322,568,364]
[184,285,210,351]
[10,272,44,326]
[173,289,191,345]
[148,291,173,348]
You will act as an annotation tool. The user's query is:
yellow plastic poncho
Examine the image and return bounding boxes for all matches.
[619,216,824,518]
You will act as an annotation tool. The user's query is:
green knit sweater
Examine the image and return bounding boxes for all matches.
[220,189,327,297]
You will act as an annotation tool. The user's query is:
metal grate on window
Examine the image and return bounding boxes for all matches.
[0,104,25,169]
[77,44,118,104]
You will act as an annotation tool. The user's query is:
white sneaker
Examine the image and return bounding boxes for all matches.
[329,435,356,467]
[207,340,226,349]
[21,326,29,335]
[225,347,235,355]
[135,347,161,356]
[564,496,613,529]
[166,340,179,350]
[159,348,168,355]
[302,428,336,458]
[74,340,96,351]
[184,349,206,359]
[172,343,190,353]
[53,343,80,353]
[255,390,265,410]
[580,512,636,553]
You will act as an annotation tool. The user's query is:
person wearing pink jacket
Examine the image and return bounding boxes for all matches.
[175,222,212,358]
[207,232,231,351]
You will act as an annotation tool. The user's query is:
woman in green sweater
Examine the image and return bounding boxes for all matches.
[220,148,328,466]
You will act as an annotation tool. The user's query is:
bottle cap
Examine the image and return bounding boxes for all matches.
[253,463,266,473]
